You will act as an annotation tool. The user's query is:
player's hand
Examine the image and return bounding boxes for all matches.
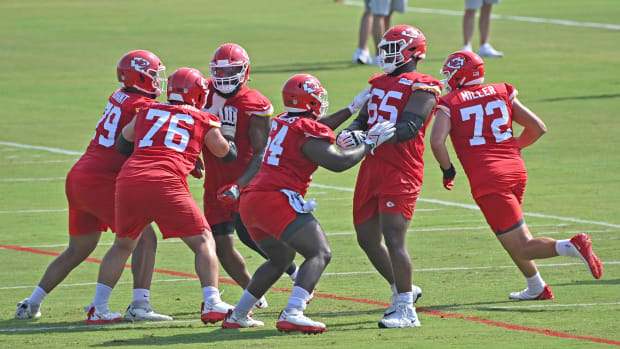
[220,105,238,138]
[336,129,366,149]
[347,87,371,114]
[365,121,395,153]
[217,183,241,204]
[190,157,204,179]
[441,164,456,190]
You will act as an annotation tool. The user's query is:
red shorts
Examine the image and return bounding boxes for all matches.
[353,162,420,226]
[115,176,209,240]
[203,190,236,226]
[65,170,116,236]
[239,190,297,243]
[474,181,526,234]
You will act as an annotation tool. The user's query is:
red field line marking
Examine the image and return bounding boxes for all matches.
[3,244,619,346]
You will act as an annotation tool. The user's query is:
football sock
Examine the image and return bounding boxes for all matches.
[234,289,258,317]
[202,286,221,304]
[133,288,149,304]
[525,272,545,293]
[390,283,398,295]
[555,239,580,258]
[29,286,47,305]
[286,286,310,312]
[93,283,113,311]
[396,292,414,304]
[288,266,299,281]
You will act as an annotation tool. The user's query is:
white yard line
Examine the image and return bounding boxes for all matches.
[0,209,67,214]
[0,141,82,156]
[343,1,620,31]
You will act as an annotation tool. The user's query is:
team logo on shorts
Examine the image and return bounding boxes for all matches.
[386,201,395,208]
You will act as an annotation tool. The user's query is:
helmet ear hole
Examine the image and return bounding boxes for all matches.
[139,75,145,83]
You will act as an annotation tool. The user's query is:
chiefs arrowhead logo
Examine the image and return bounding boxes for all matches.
[446,57,465,70]
[302,80,319,93]
[401,28,419,39]
[131,57,150,70]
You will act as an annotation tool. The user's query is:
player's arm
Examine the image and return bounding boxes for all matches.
[205,127,235,160]
[388,90,437,143]
[116,116,137,156]
[322,87,371,131]
[512,98,547,149]
[302,139,371,172]
[236,115,270,187]
[430,109,456,190]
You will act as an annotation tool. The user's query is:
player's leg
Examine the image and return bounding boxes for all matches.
[224,235,296,329]
[182,231,233,323]
[355,214,395,284]
[275,215,329,334]
[86,233,143,324]
[377,211,421,328]
[212,221,252,288]
[234,212,299,280]
[125,224,172,321]
[462,2,477,50]
[15,232,101,319]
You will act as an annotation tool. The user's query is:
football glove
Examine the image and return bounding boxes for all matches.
[441,163,456,190]
[190,157,204,179]
[336,129,366,149]
[217,183,241,204]
[347,87,371,114]
[220,105,238,138]
[364,121,395,154]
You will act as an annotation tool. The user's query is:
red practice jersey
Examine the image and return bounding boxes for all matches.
[364,72,441,186]
[244,113,335,196]
[71,89,155,174]
[201,82,273,192]
[118,102,221,184]
[437,83,526,198]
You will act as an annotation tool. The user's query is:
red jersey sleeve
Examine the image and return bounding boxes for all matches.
[238,89,274,118]
[291,117,336,144]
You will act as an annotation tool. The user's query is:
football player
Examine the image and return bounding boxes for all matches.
[430,50,603,300]
[337,25,441,328]
[85,67,236,324]
[198,43,295,310]
[221,74,395,333]
[15,50,171,322]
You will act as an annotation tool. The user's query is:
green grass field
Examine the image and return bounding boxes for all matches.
[1,0,619,347]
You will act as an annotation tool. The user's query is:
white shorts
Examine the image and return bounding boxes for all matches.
[365,0,407,16]
[465,0,500,10]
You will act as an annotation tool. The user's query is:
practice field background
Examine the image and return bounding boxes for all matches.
[1,0,619,347]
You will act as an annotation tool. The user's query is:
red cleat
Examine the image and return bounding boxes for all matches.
[276,310,326,334]
[201,300,233,324]
[570,233,604,279]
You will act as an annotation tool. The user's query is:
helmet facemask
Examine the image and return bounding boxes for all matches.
[210,60,248,94]
[378,39,410,74]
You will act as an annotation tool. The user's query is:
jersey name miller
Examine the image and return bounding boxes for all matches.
[460,85,497,102]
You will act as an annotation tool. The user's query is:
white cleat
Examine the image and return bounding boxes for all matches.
[384,284,422,315]
[124,301,172,321]
[85,305,121,325]
[15,299,41,319]
[353,48,372,65]
[201,300,234,324]
[461,45,473,52]
[276,309,326,334]
[478,43,503,57]
[509,285,554,300]
[379,302,421,328]
[252,295,268,310]
[222,309,264,329]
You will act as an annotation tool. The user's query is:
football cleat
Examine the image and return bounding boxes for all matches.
[201,300,234,324]
[124,301,172,321]
[252,295,268,310]
[509,285,554,300]
[222,309,264,329]
[570,233,604,279]
[378,302,421,328]
[276,309,326,334]
[15,299,41,319]
[85,305,122,324]
[384,284,422,315]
